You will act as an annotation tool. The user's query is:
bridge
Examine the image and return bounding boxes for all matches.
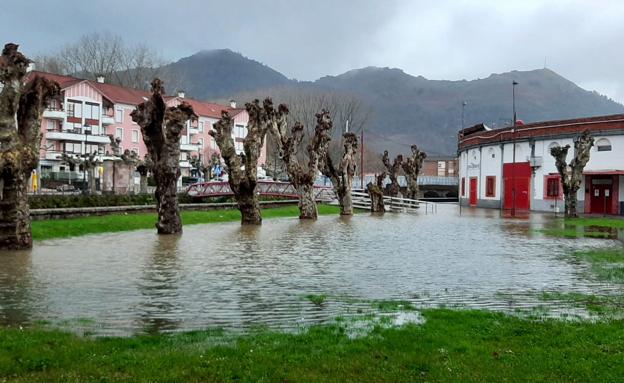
[186,181,336,201]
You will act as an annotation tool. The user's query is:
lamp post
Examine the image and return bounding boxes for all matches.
[459,101,467,215]
[511,80,518,216]
[82,123,91,195]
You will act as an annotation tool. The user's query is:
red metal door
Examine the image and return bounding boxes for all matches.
[469,178,477,206]
[590,178,613,214]
[503,162,531,211]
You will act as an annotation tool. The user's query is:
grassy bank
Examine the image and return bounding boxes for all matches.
[1,309,622,382]
[31,205,341,241]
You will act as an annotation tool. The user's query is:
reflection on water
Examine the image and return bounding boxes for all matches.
[0,205,621,335]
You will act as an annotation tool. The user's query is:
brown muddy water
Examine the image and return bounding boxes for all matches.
[0,205,621,335]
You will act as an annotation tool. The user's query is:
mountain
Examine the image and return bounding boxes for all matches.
[314,67,624,154]
[161,50,624,154]
[160,49,291,99]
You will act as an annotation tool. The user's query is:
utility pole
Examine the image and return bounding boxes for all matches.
[360,127,364,190]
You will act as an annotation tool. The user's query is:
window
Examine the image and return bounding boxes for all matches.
[116,128,123,139]
[235,124,246,138]
[199,121,204,132]
[132,129,139,143]
[132,147,139,156]
[198,138,204,147]
[84,102,100,120]
[211,138,217,150]
[545,175,562,199]
[115,108,124,123]
[596,138,612,152]
[67,100,82,118]
[461,177,465,196]
[485,176,496,197]
[46,120,56,131]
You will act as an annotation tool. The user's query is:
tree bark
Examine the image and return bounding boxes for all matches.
[131,79,196,234]
[550,130,594,218]
[211,99,277,225]
[268,109,333,220]
[382,150,403,197]
[401,145,427,200]
[321,132,358,216]
[0,43,60,250]
[367,172,386,213]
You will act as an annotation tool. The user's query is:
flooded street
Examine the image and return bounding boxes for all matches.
[0,205,621,335]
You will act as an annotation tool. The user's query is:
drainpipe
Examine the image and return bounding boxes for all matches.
[499,143,505,216]
[478,146,483,207]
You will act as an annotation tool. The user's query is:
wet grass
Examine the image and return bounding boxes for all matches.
[536,227,613,238]
[566,217,624,229]
[539,291,624,316]
[569,248,624,283]
[305,294,327,307]
[372,299,417,312]
[31,204,342,240]
[2,309,623,382]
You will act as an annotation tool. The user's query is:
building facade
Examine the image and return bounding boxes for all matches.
[458,114,624,215]
[31,71,265,186]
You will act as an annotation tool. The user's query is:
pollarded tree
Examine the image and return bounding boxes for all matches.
[136,154,153,194]
[321,131,358,215]
[366,172,386,213]
[382,150,403,197]
[550,130,594,218]
[130,79,196,234]
[211,99,281,225]
[269,109,332,219]
[0,43,60,250]
[401,145,427,200]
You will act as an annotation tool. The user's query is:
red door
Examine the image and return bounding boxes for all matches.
[469,178,477,206]
[503,162,531,211]
[590,177,613,214]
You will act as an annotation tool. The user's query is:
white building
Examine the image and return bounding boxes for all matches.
[458,114,624,215]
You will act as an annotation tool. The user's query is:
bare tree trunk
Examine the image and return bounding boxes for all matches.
[131,79,196,234]
[211,99,281,225]
[296,183,317,219]
[0,43,60,250]
[402,145,427,200]
[268,109,333,220]
[139,175,148,194]
[367,172,386,213]
[550,130,594,218]
[321,132,358,216]
[382,150,403,197]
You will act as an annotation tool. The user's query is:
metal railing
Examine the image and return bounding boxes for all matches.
[350,191,438,214]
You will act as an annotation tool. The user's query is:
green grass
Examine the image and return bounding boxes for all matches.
[536,227,613,238]
[565,217,624,229]
[31,204,342,241]
[305,294,327,307]
[2,309,623,382]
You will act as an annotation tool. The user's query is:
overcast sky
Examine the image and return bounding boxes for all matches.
[4,0,623,103]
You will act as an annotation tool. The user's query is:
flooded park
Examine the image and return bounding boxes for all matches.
[1,205,621,336]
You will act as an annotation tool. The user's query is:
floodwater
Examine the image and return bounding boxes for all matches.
[0,205,621,335]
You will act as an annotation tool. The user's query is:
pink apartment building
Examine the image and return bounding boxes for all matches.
[31,70,265,183]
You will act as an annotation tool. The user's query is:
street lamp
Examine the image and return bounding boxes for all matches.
[511,80,518,216]
[82,123,91,195]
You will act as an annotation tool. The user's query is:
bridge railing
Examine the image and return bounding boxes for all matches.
[186,180,336,201]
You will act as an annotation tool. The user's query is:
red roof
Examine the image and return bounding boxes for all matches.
[90,81,151,106]
[167,97,236,119]
[27,70,81,88]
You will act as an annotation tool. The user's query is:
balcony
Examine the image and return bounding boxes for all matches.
[46,128,111,144]
[43,108,66,120]
[180,143,201,152]
[102,112,115,125]
[187,127,200,135]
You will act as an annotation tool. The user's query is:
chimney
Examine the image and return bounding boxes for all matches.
[177,90,185,98]
[96,75,105,83]
[230,99,236,108]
